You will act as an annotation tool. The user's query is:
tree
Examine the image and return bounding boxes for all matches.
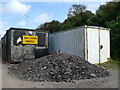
[97,2,120,22]
[60,21,75,30]
[89,2,120,27]
[68,4,86,18]
[88,11,105,26]
[36,2,120,60]
[61,10,94,30]
[36,20,61,33]
[106,13,120,59]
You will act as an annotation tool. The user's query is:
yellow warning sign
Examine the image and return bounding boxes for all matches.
[22,35,38,44]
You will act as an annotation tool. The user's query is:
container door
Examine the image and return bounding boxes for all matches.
[87,28,99,64]
[100,30,110,63]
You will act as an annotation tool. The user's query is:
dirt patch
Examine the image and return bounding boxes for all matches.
[8,53,110,82]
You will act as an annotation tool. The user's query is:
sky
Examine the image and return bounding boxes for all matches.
[0,0,112,38]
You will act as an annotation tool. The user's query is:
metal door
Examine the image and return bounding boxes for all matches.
[87,28,99,64]
[100,30,110,63]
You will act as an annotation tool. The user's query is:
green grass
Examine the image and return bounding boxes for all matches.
[98,59,120,70]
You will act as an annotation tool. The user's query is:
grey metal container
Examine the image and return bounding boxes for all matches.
[2,28,48,62]
[49,25,110,64]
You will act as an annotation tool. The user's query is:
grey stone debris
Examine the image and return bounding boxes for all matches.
[8,53,110,82]
[90,73,96,77]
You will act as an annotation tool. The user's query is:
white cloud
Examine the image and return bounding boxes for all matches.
[2,0,31,14]
[17,20,27,26]
[87,8,96,14]
[34,13,51,23]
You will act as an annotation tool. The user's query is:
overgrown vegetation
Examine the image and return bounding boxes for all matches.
[36,1,120,60]
[98,59,120,70]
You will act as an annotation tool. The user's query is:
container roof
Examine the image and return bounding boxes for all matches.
[9,27,49,32]
[1,27,48,39]
[85,25,110,30]
[50,25,110,35]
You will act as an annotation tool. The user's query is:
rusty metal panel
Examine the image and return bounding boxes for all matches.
[100,30,110,63]
[1,35,7,61]
[49,27,85,60]
[2,28,49,62]
[10,30,48,61]
[1,30,11,61]
[11,30,34,60]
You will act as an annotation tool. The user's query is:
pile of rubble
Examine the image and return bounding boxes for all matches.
[8,53,110,82]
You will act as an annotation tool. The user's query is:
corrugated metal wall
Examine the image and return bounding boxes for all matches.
[49,25,110,64]
[10,29,49,61]
[49,26,85,60]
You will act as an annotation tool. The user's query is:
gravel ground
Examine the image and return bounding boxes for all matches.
[2,62,118,88]
[8,53,110,82]
[0,43,119,88]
